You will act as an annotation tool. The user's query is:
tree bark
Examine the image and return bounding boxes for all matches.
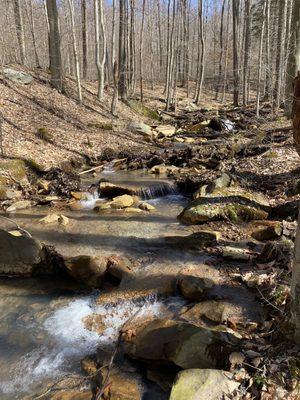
[242,0,251,106]
[94,0,106,100]
[274,0,287,109]
[46,0,64,92]
[255,0,266,117]
[118,0,128,100]
[81,0,88,79]
[13,0,26,65]
[194,0,205,104]
[139,0,146,102]
[232,0,240,106]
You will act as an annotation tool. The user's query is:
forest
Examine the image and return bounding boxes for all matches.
[0,0,300,399]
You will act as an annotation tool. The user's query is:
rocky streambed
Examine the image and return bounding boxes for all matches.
[0,105,299,399]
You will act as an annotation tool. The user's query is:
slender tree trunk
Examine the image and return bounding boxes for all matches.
[215,0,226,100]
[222,0,230,103]
[25,0,40,67]
[194,0,205,104]
[274,0,287,109]
[94,0,106,100]
[67,0,82,103]
[264,0,271,100]
[13,0,26,65]
[232,0,240,106]
[46,0,64,92]
[81,0,88,79]
[119,0,128,100]
[157,0,163,73]
[256,0,266,117]
[139,0,146,102]
[242,0,251,106]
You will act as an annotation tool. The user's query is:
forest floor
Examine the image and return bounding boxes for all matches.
[0,66,300,399]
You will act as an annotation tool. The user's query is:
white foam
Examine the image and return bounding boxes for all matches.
[0,295,170,395]
[80,191,101,209]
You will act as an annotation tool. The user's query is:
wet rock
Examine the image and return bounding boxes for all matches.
[70,191,90,201]
[69,201,86,211]
[98,367,143,400]
[179,186,269,225]
[49,390,93,400]
[251,221,282,241]
[139,202,156,211]
[83,314,106,335]
[4,68,33,84]
[106,255,136,281]
[170,369,239,400]
[39,213,69,226]
[110,194,135,208]
[178,275,214,301]
[124,318,240,369]
[6,200,32,213]
[99,181,134,197]
[124,207,143,213]
[150,164,168,175]
[180,301,236,324]
[156,125,176,138]
[64,255,107,287]
[146,367,176,392]
[0,229,43,276]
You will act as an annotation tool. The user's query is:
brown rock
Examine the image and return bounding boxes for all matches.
[64,255,107,287]
[178,275,214,301]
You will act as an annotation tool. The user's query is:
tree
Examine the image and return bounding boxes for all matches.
[291,0,300,344]
[242,0,251,106]
[94,0,106,100]
[118,0,128,100]
[139,0,146,102]
[13,0,26,65]
[232,0,240,106]
[67,0,82,103]
[255,0,266,117]
[46,0,64,92]
[81,0,88,79]
[194,0,205,104]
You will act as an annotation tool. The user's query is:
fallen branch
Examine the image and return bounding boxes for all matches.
[78,165,104,175]
[95,308,142,400]
[0,215,32,237]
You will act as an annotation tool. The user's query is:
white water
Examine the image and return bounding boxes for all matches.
[0,294,183,396]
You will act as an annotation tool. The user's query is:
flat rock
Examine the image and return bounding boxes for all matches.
[156,125,176,138]
[170,369,240,400]
[99,368,143,400]
[6,200,32,213]
[99,181,134,197]
[128,121,152,136]
[110,194,135,208]
[139,202,156,211]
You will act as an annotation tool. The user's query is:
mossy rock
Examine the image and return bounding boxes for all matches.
[36,127,53,143]
[125,99,161,121]
[0,159,27,185]
[25,158,46,173]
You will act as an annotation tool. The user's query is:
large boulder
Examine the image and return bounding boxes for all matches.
[170,369,240,400]
[110,194,135,209]
[99,181,134,197]
[124,318,240,369]
[0,229,43,276]
[3,68,33,84]
[179,186,269,225]
[64,255,107,287]
[128,121,153,137]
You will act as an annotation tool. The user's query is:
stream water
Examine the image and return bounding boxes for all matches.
[0,170,195,399]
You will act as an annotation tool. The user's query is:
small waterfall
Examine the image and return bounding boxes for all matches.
[80,190,100,209]
[138,182,178,200]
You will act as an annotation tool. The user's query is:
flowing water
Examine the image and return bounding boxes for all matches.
[0,170,195,399]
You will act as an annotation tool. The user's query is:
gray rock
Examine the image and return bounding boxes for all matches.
[178,275,214,301]
[128,121,152,136]
[170,369,240,400]
[4,68,33,84]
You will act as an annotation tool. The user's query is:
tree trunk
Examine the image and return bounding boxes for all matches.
[274,0,287,109]
[94,0,106,100]
[46,0,64,92]
[264,0,271,100]
[232,0,240,106]
[119,0,128,100]
[215,0,226,101]
[67,0,82,103]
[255,0,266,117]
[139,0,146,102]
[194,0,205,104]
[157,0,163,70]
[242,0,251,106]
[13,0,26,65]
[81,0,88,79]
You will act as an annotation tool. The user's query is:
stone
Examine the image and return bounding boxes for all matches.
[0,187,19,201]
[170,369,240,400]
[69,201,86,211]
[110,194,135,208]
[81,357,98,375]
[123,207,142,213]
[139,202,156,211]
[3,68,33,84]
[180,301,236,324]
[221,246,252,261]
[150,164,168,175]
[106,255,136,281]
[166,231,220,250]
[6,200,32,213]
[178,275,214,301]
[39,214,69,226]
[99,368,143,400]
[0,229,43,276]
[124,318,240,369]
[37,179,50,192]
[49,391,93,400]
[0,159,27,184]
[99,181,134,197]
[70,191,90,201]
[179,186,269,225]
[156,125,176,138]
[64,255,107,287]
[128,121,152,136]
[83,314,106,336]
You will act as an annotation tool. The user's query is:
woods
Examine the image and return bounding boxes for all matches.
[0,0,297,111]
[1,0,300,399]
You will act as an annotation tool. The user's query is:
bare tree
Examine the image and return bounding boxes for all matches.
[46,0,64,92]
[194,0,205,104]
[81,0,88,79]
[13,0,26,65]
[118,0,128,100]
[67,0,82,103]
[255,0,266,117]
[232,0,240,106]
[215,0,226,100]
[242,0,251,106]
[139,0,146,102]
[94,0,106,100]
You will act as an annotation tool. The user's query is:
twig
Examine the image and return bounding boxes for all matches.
[95,308,143,400]
[79,165,104,175]
[0,215,32,237]
[257,287,282,313]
